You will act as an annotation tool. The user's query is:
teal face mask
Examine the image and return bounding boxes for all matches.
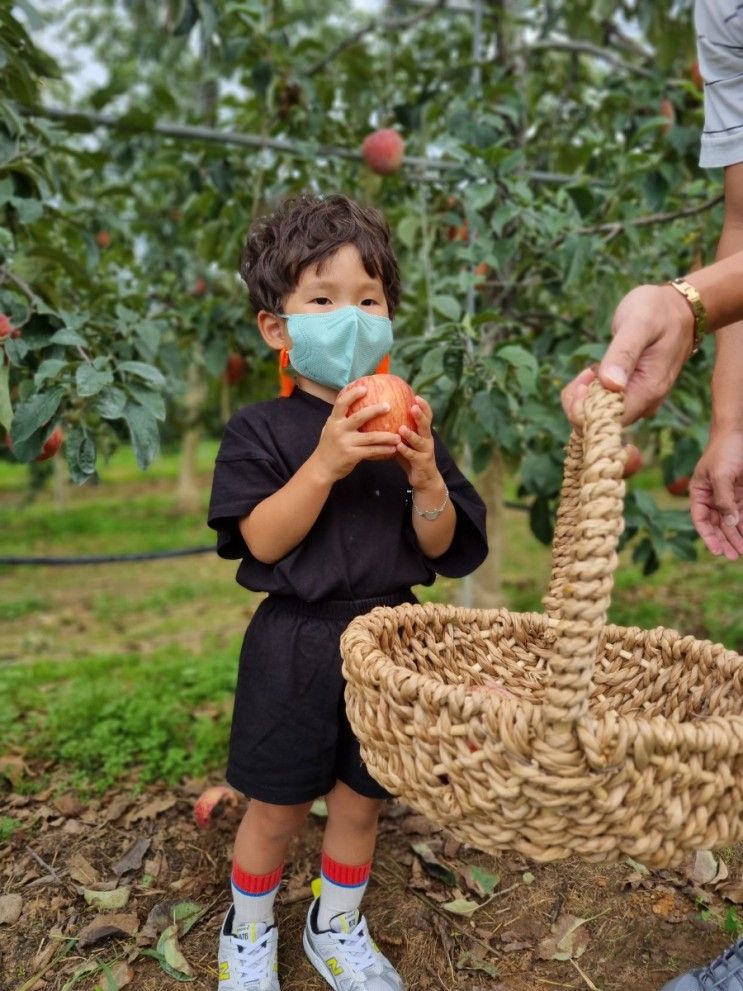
[280,305,393,390]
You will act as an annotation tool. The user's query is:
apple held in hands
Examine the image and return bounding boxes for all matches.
[341,374,416,451]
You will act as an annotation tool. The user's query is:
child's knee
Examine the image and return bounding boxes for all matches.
[248,799,310,843]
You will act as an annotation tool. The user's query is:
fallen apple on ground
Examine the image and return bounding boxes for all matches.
[193,785,240,828]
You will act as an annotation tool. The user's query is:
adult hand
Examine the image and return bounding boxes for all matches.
[690,429,743,560]
[561,283,694,426]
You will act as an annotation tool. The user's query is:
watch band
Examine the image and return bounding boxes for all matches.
[412,485,449,521]
[668,277,708,356]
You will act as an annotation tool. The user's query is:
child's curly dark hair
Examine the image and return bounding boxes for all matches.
[239,193,402,318]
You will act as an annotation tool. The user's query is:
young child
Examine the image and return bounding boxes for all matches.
[207,193,488,991]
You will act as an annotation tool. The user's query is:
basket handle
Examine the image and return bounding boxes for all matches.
[540,380,626,732]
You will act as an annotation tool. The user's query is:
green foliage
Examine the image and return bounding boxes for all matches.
[0,0,718,564]
[0,815,20,845]
[0,647,236,794]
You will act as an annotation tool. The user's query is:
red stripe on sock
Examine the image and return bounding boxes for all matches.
[321,852,372,887]
[231,860,283,895]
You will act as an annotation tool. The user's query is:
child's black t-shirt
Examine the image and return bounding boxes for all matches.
[207,388,488,601]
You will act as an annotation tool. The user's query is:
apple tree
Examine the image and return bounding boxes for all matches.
[3,0,715,594]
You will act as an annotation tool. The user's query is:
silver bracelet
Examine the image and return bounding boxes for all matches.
[411,485,449,521]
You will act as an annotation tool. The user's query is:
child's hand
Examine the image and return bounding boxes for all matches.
[311,384,401,483]
[395,395,441,491]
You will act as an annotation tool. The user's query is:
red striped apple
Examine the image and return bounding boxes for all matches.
[341,374,416,447]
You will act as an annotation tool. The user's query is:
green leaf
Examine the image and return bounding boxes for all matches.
[123,402,160,469]
[118,361,166,389]
[432,295,462,322]
[66,427,97,485]
[157,923,195,980]
[76,363,113,397]
[10,386,64,444]
[4,337,29,365]
[94,387,127,420]
[442,898,481,917]
[82,885,130,910]
[126,383,166,421]
[35,358,68,386]
[50,327,87,347]
[468,865,500,895]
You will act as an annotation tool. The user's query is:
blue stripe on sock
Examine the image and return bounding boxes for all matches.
[320,869,369,889]
[231,878,281,897]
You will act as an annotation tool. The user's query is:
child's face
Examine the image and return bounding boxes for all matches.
[282,243,388,322]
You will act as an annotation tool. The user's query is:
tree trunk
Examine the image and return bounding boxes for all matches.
[52,450,68,510]
[458,449,505,608]
[176,362,207,514]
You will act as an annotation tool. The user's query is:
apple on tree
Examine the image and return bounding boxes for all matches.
[35,427,63,462]
[223,352,247,385]
[666,475,690,497]
[95,229,111,249]
[361,128,405,176]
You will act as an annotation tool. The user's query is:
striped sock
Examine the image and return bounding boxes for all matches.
[317,851,372,931]
[231,860,283,932]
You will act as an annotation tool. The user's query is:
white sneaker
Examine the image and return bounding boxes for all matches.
[302,899,405,990]
[217,907,280,990]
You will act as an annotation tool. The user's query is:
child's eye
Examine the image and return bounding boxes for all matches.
[311,297,331,305]
[361,298,380,306]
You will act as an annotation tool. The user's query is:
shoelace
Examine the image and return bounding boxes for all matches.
[700,938,743,990]
[234,929,275,984]
[334,919,379,975]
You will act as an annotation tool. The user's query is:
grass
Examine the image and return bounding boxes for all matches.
[1,439,742,802]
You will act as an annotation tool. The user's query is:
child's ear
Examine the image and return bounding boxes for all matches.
[257,311,288,352]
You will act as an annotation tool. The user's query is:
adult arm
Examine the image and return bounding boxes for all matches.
[561,247,743,428]
[689,162,743,559]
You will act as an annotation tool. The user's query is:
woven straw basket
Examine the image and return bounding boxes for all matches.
[341,382,743,867]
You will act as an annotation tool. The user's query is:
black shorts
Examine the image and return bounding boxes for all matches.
[226,590,415,805]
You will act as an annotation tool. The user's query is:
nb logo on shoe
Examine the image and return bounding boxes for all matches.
[219,961,230,981]
[326,957,344,976]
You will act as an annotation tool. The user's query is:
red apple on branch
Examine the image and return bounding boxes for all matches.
[223,352,247,385]
[622,443,644,479]
[35,427,63,462]
[95,230,111,249]
[341,374,416,447]
[666,475,690,497]
[361,129,405,175]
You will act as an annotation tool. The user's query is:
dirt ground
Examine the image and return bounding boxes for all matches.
[1,774,740,991]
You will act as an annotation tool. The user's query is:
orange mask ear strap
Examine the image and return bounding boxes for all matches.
[278,347,295,397]
[375,354,390,375]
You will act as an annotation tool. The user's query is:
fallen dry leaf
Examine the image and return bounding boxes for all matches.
[77,912,139,948]
[126,794,177,825]
[537,913,590,961]
[109,961,134,987]
[112,836,151,877]
[0,893,22,925]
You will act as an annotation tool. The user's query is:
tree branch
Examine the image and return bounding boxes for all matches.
[306,0,447,77]
[521,38,657,79]
[576,193,724,236]
[25,104,599,185]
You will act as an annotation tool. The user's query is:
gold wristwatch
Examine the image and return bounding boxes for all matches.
[667,277,708,356]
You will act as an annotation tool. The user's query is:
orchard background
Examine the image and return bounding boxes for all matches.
[3,3,743,990]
